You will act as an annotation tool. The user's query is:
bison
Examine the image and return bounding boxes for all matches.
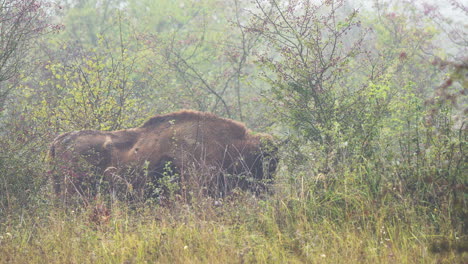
[48,110,278,201]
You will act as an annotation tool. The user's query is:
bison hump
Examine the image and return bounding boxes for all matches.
[141,110,249,138]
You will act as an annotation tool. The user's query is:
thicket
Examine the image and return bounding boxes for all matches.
[0,0,466,262]
[250,0,466,218]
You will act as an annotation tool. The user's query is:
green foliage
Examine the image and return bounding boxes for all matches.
[249,0,377,166]
[154,161,180,201]
[58,0,127,46]
[33,38,145,131]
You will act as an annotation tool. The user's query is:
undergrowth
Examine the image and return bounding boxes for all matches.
[0,183,465,264]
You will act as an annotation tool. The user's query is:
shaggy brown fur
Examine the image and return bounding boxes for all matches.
[48,110,278,200]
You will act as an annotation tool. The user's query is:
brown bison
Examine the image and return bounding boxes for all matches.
[48,110,278,200]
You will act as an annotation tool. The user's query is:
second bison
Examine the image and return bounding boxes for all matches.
[48,110,278,200]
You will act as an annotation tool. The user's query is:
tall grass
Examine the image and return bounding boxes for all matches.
[0,180,465,264]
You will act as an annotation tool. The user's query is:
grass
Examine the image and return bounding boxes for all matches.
[0,187,466,264]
